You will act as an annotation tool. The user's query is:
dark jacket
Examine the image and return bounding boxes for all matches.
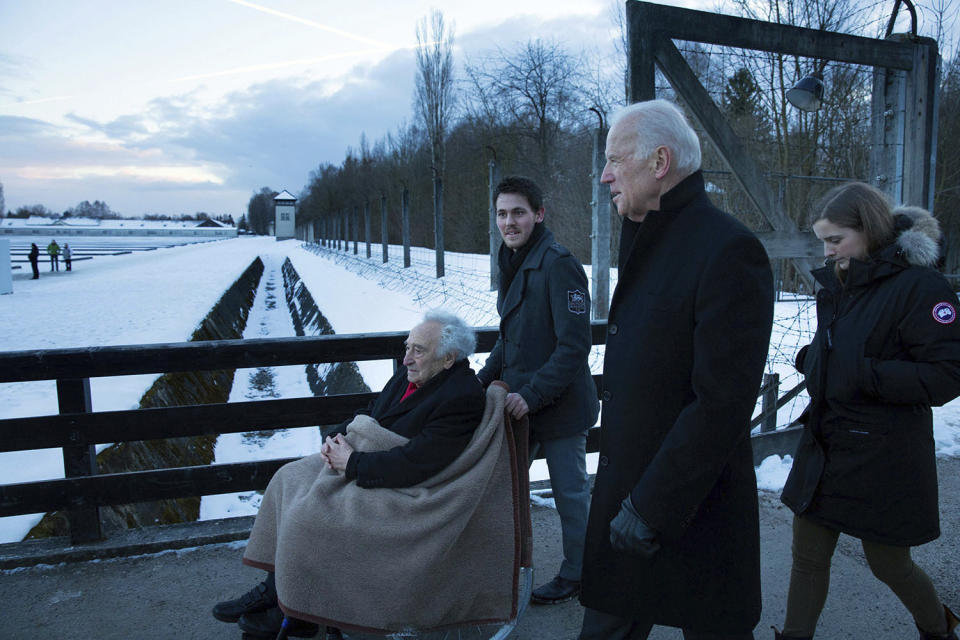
[579,171,773,633]
[339,359,484,489]
[28,245,39,263]
[782,207,960,545]
[477,226,599,440]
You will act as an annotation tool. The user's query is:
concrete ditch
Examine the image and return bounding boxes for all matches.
[21,255,372,544]
[26,258,266,539]
[280,256,370,404]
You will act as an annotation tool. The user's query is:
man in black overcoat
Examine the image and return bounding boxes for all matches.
[578,99,774,639]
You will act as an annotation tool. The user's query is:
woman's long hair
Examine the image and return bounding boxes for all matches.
[813,182,896,275]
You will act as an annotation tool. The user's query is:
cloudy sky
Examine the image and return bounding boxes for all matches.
[0,0,677,218]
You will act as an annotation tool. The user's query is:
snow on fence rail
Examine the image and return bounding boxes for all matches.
[0,323,803,547]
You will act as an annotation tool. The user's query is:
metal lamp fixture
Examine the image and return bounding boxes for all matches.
[786,72,824,112]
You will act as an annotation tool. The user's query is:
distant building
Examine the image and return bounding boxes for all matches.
[274,190,296,240]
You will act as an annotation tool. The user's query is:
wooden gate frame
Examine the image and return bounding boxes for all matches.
[626,1,939,269]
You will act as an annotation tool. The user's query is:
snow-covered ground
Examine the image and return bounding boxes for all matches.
[2,234,959,543]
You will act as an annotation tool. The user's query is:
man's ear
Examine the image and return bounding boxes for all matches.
[653,146,672,180]
[535,208,545,223]
[442,353,456,370]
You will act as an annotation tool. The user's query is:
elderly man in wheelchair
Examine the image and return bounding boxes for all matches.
[212,310,529,639]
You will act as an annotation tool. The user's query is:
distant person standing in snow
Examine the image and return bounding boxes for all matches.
[477,175,598,606]
[775,183,960,640]
[579,99,773,640]
[63,244,72,271]
[28,243,40,279]
[46,239,60,272]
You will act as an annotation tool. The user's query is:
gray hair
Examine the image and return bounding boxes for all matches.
[608,99,702,177]
[423,309,476,361]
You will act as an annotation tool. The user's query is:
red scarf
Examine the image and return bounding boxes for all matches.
[400,382,418,402]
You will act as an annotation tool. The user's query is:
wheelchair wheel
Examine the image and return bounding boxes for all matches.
[337,566,533,640]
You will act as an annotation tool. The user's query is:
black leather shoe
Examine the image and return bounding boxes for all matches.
[238,606,320,638]
[530,575,580,605]
[212,581,277,622]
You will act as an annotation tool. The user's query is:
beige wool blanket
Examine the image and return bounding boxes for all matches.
[243,384,520,633]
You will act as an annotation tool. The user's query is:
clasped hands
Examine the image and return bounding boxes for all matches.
[321,434,354,474]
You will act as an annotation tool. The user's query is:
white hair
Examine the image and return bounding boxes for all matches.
[423,309,476,361]
[609,99,702,177]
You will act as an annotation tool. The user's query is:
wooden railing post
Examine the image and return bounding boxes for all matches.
[57,377,102,543]
[761,372,779,433]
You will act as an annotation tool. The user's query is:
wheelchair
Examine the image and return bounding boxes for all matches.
[278,382,534,640]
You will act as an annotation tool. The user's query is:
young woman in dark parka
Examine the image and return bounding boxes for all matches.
[776,182,960,639]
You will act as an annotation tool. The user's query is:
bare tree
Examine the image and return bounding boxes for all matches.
[0,180,5,217]
[465,38,587,182]
[414,9,456,277]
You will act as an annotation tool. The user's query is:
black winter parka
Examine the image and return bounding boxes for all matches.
[579,171,773,633]
[782,208,960,545]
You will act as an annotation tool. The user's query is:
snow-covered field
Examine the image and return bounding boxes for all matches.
[2,234,959,543]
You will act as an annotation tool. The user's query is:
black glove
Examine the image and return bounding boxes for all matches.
[609,495,660,558]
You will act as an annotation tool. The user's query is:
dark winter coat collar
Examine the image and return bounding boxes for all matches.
[659,169,706,213]
[617,170,706,271]
[812,206,942,293]
[498,226,556,319]
[379,359,471,420]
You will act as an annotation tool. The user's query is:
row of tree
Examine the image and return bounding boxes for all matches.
[0,190,236,225]
[1,178,240,224]
[254,0,958,275]
[3,201,120,219]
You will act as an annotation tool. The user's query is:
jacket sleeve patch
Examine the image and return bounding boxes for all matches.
[933,302,956,324]
[567,289,587,314]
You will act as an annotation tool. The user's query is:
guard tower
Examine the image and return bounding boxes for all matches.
[274,190,296,240]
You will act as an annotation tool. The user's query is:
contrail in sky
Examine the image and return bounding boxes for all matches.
[18,96,73,106]
[225,0,394,49]
[174,49,390,82]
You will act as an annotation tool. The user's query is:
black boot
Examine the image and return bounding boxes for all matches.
[530,575,580,605]
[772,626,812,639]
[237,606,319,638]
[917,604,960,639]
[212,573,277,622]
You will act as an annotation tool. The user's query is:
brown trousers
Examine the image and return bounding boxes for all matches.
[783,514,946,637]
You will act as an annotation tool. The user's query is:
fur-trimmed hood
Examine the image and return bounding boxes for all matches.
[892,205,941,267]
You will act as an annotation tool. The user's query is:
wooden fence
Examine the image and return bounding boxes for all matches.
[0,322,802,545]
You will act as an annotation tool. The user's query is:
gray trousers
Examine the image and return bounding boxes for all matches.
[531,432,590,581]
